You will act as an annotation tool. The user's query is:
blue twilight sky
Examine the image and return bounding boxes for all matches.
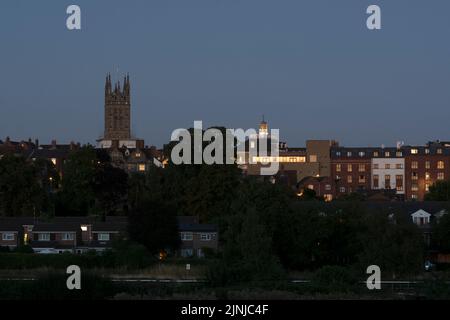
[1,0,450,148]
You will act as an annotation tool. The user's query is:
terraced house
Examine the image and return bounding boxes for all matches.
[0,217,126,254]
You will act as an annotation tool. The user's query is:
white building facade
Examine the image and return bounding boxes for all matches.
[371,157,405,194]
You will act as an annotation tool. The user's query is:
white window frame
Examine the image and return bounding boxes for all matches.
[200,233,212,241]
[98,233,110,241]
[181,232,193,241]
[2,233,15,241]
[62,233,74,241]
[38,233,50,241]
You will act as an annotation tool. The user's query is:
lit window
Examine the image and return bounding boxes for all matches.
[325,184,331,191]
[347,164,353,172]
[347,176,353,183]
[180,232,193,241]
[425,149,430,154]
[411,161,418,169]
[411,149,418,154]
[359,151,365,157]
[81,226,88,232]
[396,151,402,157]
[2,233,14,241]
[437,149,443,154]
[385,175,391,188]
[425,172,431,180]
[373,175,379,188]
[135,152,141,157]
[438,172,445,180]
[62,233,74,241]
[359,175,365,183]
[358,164,365,172]
[385,152,390,157]
[309,155,317,163]
[411,184,419,191]
[200,233,212,241]
[396,175,403,191]
[98,233,110,241]
[336,152,341,157]
[426,161,430,169]
[438,161,445,169]
[139,164,146,171]
[373,151,379,157]
[339,187,346,193]
[38,233,50,241]
[425,184,430,192]
[51,158,57,165]
[307,184,314,190]
[412,172,418,180]
[336,164,341,172]
[347,152,352,157]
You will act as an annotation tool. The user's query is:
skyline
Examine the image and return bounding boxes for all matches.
[1,0,450,147]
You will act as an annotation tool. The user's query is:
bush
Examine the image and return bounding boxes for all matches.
[310,266,359,294]
[14,245,34,254]
[112,243,156,269]
[0,245,155,270]
[0,271,117,300]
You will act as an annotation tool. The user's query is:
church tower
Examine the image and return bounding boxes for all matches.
[259,115,268,137]
[104,74,131,140]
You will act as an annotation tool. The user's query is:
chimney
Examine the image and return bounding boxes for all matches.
[136,139,144,150]
[51,140,57,149]
[34,139,39,148]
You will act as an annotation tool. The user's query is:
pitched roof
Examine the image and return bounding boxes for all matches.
[179,223,218,232]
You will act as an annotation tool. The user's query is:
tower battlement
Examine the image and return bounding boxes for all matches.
[104,73,131,140]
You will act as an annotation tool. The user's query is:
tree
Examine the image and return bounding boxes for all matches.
[207,208,285,286]
[0,155,48,217]
[56,146,128,217]
[298,188,318,201]
[57,146,98,215]
[93,163,128,219]
[127,199,180,255]
[425,181,450,201]
[433,213,450,253]
[358,212,424,277]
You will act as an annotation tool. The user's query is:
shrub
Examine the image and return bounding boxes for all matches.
[0,271,117,300]
[14,245,34,254]
[310,265,359,294]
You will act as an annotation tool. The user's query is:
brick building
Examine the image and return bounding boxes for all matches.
[331,147,372,197]
[403,142,450,201]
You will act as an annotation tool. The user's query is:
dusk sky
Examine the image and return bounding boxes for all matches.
[1,0,450,148]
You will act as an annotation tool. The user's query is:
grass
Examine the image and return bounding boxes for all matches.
[0,264,206,280]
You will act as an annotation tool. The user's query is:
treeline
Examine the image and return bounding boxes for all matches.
[0,144,445,282]
[0,147,128,218]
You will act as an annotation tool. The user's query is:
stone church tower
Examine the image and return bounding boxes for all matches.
[104,74,131,140]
